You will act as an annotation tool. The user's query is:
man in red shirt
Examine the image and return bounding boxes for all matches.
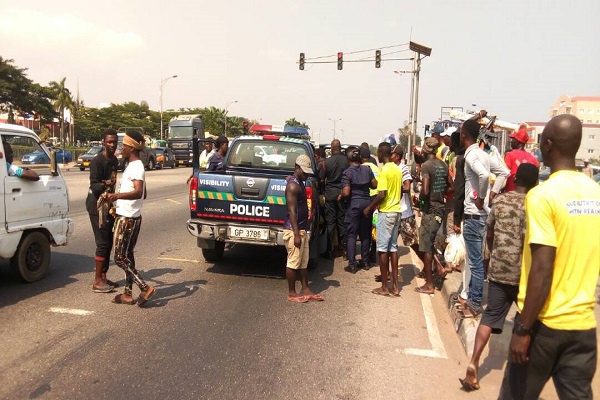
[504,126,539,192]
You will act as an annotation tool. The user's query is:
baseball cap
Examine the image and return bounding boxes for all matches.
[392,144,404,156]
[295,154,314,174]
[440,126,457,137]
[359,147,371,159]
[422,137,440,154]
[509,129,530,144]
[215,135,229,146]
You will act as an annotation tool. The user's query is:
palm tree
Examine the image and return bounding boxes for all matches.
[48,77,75,145]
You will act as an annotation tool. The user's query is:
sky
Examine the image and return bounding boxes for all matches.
[1,0,599,145]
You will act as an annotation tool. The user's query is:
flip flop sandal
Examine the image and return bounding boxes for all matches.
[414,286,434,295]
[106,279,119,288]
[93,283,115,293]
[112,294,136,305]
[459,378,480,391]
[287,295,308,303]
[137,287,156,307]
[371,288,390,297]
[306,294,325,302]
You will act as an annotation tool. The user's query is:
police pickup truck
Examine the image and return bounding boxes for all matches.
[187,125,320,264]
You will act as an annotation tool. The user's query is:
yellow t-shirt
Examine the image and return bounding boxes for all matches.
[377,161,402,212]
[436,143,448,161]
[518,171,600,330]
[364,162,379,197]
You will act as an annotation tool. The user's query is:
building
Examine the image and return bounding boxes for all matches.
[526,121,600,162]
[550,95,600,124]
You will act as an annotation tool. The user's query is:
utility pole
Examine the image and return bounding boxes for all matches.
[328,118,341,140]
[159,75,177,141]
[408,42,432,163]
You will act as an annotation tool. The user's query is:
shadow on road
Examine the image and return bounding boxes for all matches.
[0,252,94,309]
[205,243,340,294]
[141,267,207,308]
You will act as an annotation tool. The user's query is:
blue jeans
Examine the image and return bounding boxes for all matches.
[463,216,487,308]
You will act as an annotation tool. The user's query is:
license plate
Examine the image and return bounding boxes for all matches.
[228,226,269,240]
[83,161,90,166]
[178,160,184,165]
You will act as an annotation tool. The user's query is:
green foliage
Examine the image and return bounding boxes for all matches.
[285,118,309,129]
[0,57,56,122]
[48,77,75,143]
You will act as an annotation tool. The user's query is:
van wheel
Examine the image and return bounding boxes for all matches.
[11,231,51,283]
[201,241,225,262]
[147,158,155,170]
[79,167,85,171]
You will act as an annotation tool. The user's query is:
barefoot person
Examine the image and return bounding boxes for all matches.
[86,129,119,293]
[364,142,402,297]
[106,130,155,307]
[283,154,324,303]
[459,163,538,391]
[414,137,453,295]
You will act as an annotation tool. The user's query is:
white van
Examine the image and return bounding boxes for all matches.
[0,123,73,282]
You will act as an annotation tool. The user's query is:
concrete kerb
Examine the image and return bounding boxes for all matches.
[439,265,517,358]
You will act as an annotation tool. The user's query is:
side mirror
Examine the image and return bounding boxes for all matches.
[50,149,58,176]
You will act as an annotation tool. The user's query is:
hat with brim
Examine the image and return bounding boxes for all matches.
[295,154,314,174]
[509,129,530,144]
[423,137,440,154]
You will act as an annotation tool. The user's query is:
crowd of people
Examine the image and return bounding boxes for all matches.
[85,114,600,397]
[285,113,600,398]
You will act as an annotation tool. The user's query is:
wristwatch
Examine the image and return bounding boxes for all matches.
[514,320,531,336]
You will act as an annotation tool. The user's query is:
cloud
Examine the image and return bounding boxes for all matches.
[0,8,144,62]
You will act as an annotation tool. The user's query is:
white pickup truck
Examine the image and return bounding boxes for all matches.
[0,123,74,282]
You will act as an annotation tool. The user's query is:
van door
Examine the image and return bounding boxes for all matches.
[1,135,69,233]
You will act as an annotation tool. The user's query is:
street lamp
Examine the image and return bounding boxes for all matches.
[159,74,178,140]
[328,118,341,139]
[224,100,238,136]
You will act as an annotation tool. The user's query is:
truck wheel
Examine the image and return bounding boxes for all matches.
[147,158,155,170]
[79,167,85,171]
[11,231,51,283]
[201,241,225,262]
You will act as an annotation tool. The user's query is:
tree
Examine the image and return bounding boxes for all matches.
[285,118,309,129]
[48,77,75,144]
[0,57,56,124]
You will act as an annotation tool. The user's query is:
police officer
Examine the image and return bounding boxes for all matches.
[341,147,377,273]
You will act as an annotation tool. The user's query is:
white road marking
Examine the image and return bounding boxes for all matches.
[166,198,181,204]
[49,307,94,316]
[157,257,199,263]
[401,250,448,359]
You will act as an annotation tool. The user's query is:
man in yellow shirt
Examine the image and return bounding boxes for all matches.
[500,115,600,399]
[364,142,402,297]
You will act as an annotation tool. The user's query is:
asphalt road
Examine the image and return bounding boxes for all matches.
[0,167,596,399]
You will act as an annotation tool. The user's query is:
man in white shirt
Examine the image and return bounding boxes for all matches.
[106,130,155,307]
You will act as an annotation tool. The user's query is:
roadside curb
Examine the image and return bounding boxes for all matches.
[440,270,516,357]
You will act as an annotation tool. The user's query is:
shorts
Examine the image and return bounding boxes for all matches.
[399,215,418,247]
[480,280,519,334]
[418,213,442,253]
[283,229,309,270]
[376,212,401,252]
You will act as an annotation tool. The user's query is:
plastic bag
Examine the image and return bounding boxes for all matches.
[444,232,466,266]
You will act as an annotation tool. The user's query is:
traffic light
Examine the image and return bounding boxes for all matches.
[337,52,343,70]
[299,52,305,70]
[243,121,249,134]
[375,50,381,68]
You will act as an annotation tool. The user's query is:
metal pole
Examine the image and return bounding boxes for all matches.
[224,100,238,136]
[407,57,416,162]
[412,55,422,151]
[159,75,177,141]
